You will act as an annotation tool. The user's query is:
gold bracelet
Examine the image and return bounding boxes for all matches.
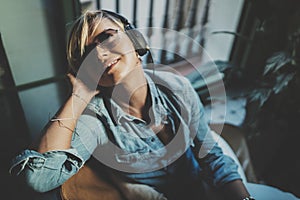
[50,115,75,122]
[72,93,89,105]
[56,119,74,133]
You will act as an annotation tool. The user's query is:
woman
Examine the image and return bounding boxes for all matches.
[9,10,298,200]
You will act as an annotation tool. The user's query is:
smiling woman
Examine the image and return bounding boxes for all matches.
[67,10,148,89]
[9,9,300,200]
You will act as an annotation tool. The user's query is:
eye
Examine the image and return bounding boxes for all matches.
[94,29,118,44]
[94,32,111,44]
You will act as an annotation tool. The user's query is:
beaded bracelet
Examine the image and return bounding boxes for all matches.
[72,93,89,105]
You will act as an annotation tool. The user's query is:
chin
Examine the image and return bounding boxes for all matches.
[98,77,120,87]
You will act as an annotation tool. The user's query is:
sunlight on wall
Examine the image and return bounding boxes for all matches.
[0,0,64,139]
[205,0,244,61]
[0,0,56,85]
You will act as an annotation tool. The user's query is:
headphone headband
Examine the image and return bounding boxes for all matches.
[102,10,130,26]
[101,9,149,56]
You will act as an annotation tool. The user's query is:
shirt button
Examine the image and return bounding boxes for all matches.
[151,138,155,142]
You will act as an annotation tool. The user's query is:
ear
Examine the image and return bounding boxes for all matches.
[101,9,149,56]
[125,28,149,56]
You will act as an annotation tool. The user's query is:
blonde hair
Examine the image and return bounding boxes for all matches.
[66,10,123,72]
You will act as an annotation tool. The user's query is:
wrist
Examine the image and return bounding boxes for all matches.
[65,93,89,118]
[220,180,252,200]
[242,197,255,200]
[72,93,90,105]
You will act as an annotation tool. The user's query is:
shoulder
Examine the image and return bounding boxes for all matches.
[74,96,110,145]
[87,95,106,114]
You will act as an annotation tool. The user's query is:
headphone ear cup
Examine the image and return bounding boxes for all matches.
[101,10,149,56]
[125,28,149,56]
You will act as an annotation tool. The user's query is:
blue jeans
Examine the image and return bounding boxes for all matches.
[33,188,61,200]
[246,183,299,200]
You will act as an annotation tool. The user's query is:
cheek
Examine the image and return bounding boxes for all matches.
[116,35,136,55]
[121,52,140,69]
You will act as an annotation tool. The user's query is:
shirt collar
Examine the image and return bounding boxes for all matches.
[102,72,168,125]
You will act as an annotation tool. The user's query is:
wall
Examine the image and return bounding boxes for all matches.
[0,0,71,140]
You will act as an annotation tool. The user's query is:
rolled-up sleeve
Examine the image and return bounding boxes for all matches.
[8,110,108,193]
[9,148,84,192]
[187,84,241,187]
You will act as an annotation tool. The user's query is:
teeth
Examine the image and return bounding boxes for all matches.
[108,59,118,67]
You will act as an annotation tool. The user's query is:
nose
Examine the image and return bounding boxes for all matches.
[95,46,109,61]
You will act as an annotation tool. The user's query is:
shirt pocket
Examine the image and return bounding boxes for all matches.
[115,146,149,164]
[114,147,167,173]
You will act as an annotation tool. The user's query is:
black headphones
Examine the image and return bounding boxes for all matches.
[102,9,149,57]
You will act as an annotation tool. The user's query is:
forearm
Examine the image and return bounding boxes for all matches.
[37,93,89,153]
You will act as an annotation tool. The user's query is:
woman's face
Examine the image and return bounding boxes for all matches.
[80,17,141,87]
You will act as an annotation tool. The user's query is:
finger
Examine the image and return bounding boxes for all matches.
[67,73,77,85]
[93,90,100,96]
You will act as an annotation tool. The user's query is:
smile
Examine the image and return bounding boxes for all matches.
[105,58,120,69]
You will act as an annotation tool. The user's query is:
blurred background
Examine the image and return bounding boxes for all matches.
[1,0,299,199]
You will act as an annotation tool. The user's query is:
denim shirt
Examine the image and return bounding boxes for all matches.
[9,69,241,193]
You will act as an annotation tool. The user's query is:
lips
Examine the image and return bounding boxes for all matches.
[105,58,120,70]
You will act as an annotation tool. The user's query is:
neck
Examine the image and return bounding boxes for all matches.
[102,68,150,119]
